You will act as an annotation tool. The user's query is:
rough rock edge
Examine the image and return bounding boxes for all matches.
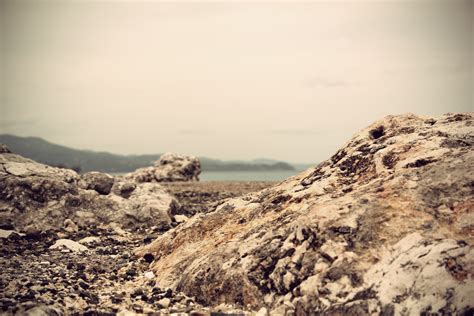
[137,113,474,315]
[125,152,201,183]
[0,152,180,231]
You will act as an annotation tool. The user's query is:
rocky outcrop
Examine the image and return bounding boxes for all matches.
[126,153,201,183]
[0,150,180,232]
[136,113,474,315]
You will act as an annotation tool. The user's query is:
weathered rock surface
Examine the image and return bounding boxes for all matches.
[79,171,115,195]
[50,239,88,252]
[111,179,137,198]
[137,113,474,314]
[126,152,201,183]
[0,151,179,231]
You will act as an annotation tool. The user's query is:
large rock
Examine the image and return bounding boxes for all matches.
[136,113,474,314]
[126,152,201,183]
[0,148,180,231]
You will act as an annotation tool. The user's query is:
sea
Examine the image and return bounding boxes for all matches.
[112,170,305,182]
[200,170,304,182]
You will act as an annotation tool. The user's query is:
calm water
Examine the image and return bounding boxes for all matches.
[200,170,302,181]
[111,170,305,181]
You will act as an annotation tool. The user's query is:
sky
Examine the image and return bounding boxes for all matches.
[0,0,472,163]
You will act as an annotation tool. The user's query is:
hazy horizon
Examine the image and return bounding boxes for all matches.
[0,132,315,165]
[1,0,473,163]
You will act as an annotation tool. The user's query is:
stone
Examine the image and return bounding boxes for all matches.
[0,229,15,238]
[78,236,100,245]
[126,152,201,183]
[0,143,11,153]
[174,215,189,223]
[157,297,171,309]
[79,171,115,195]
[50,239,88,252]
[63,219,78,233]
[136,113,474,313]
[111,179,137,198]
[0,150,179,231]
[120,183,180,229]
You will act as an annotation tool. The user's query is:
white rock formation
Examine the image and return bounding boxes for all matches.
[0,146,180,231]
[50,239,88,252]
[136,113,474,315]
[126,152,201,183]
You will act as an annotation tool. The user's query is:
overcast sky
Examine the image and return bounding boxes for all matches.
[0,0,472,163]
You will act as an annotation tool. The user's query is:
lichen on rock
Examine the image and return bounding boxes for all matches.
[136,113,474,314]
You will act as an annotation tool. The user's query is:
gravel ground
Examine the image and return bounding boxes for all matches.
[0,181,274,315]
[161,181,275,216]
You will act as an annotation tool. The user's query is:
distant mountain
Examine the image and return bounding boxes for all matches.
[0,134,296,173]
[291,163,314,171]
[199,157,295,172]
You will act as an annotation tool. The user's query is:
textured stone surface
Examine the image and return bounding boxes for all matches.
[49,239,88,252]
[136,113,474,314]
[0,151,179,231]
[79,172,115,195]
[126,152,201,183]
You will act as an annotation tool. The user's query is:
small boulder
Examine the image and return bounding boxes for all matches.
[111,179,137,198]
[157,297,171,309]
[0,144,11,153]
[79,171,115,195]
[63,218,78,233]
[121,183,179,230]
[154,152,201,182]
[126,152,201,183]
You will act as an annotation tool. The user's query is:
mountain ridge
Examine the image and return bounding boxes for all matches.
[0,134,301,173]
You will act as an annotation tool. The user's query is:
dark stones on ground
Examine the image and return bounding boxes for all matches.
[0,181,274,314]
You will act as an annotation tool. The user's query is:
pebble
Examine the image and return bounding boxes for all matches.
[49,239,88,252]
[0,182,267,315]
[144,271,155,279]
[157,297,171,309]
